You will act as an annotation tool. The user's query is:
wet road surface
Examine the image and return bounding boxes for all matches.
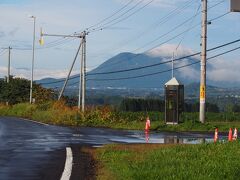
[0,117,225,179]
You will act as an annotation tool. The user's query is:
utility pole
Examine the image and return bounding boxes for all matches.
[41,30,88,112]
[81,31,87,112]
[30,16,36,104]
[1,46,12,83]
[78,38,84,109]
[199,0,207,123]
[7,46,12,83]
[1,46,13,106]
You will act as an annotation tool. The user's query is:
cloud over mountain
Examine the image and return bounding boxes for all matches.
[208,58,240,83]
[146,44,195,58]
[0,66,79,80]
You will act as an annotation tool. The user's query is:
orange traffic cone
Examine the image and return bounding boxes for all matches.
[214,128,218,143]
[233,128,238,140]
[228,128,233,142]
[145,117,151,131]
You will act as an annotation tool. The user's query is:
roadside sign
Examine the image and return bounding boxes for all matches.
[200,85,205,103]
[231,0,240,12]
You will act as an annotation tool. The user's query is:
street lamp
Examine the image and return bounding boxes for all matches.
[29,15,36,104]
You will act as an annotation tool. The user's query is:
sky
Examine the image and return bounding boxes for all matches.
[0,0,240,83]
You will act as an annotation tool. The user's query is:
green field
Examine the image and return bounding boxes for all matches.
[0,102,240,132]
[94,142,240,179]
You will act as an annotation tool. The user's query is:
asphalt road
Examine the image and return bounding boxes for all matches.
[0,117,144,180]
[0,117,217,180]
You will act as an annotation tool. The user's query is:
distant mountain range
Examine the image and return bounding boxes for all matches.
[36,52,240,91]
[37,52,201,89]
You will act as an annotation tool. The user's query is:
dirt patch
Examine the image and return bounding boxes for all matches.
[70,145,97,180]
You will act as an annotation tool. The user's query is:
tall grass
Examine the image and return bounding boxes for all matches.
[95,142,240,179]
[0,101,240,131]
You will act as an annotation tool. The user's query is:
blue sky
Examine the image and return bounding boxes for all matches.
[0,0,29,4]
[0,0,240,82]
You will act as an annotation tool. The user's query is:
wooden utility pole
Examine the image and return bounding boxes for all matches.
[199,0,207,123]
[41,30,88,112]
[81,31,87,112]
[78,37,84,109]
[30,16,36,104]
[7,47,11,83]
[7,46,12,83]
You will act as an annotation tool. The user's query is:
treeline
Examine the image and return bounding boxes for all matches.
[119,98,165,112]
[0,77,56,104]
[119,98,220,112]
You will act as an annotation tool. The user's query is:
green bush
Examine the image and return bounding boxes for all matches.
[8,103,36,118]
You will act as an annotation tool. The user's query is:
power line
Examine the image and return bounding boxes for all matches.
[92,9,230,72]
[133,1,228,53]
[23,1,136,50]
[36,1,230,85]
[11,0,226,52]
[38,38,240,85]
[175,4,201,53]
[91,0,197,72]
[21,0,136,50]
[0,49,7,56]
[13,37,77,51]
[9,0,226,51]
[90,0,154,32]
[88,0,225,66]
[104,0,197,52]
[86,45,240,81]
[86,0,135,30]
[209,11,230,22]
[132,9,201,53]
[12,1,146,51]
[87,53,200,76]
[87,23,236,76]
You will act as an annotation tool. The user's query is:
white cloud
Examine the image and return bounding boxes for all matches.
[145,43,200,81]
[146,44,194,58]
[0,66,79,80]
[208,58,240,83]
[175,58,200,81]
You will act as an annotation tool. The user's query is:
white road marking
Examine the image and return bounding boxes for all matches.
[60,147,73,180]
[21,118,49,126]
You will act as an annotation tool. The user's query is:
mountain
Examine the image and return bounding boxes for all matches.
[38,51,240,91]
[87,52,201,88]
[37,52,202,89]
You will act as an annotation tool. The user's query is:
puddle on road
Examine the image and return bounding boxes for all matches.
[110,131,228,144]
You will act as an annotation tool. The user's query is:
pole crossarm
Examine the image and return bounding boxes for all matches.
[40,30,89,39]
[41,33,83,38]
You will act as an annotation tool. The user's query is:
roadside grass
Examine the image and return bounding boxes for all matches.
[94,142,240,180]
[0,102,240,131]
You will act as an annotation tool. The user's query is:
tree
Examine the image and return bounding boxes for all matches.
[0,77,56,104]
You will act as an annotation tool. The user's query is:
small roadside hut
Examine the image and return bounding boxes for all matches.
[165,77,184,124]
